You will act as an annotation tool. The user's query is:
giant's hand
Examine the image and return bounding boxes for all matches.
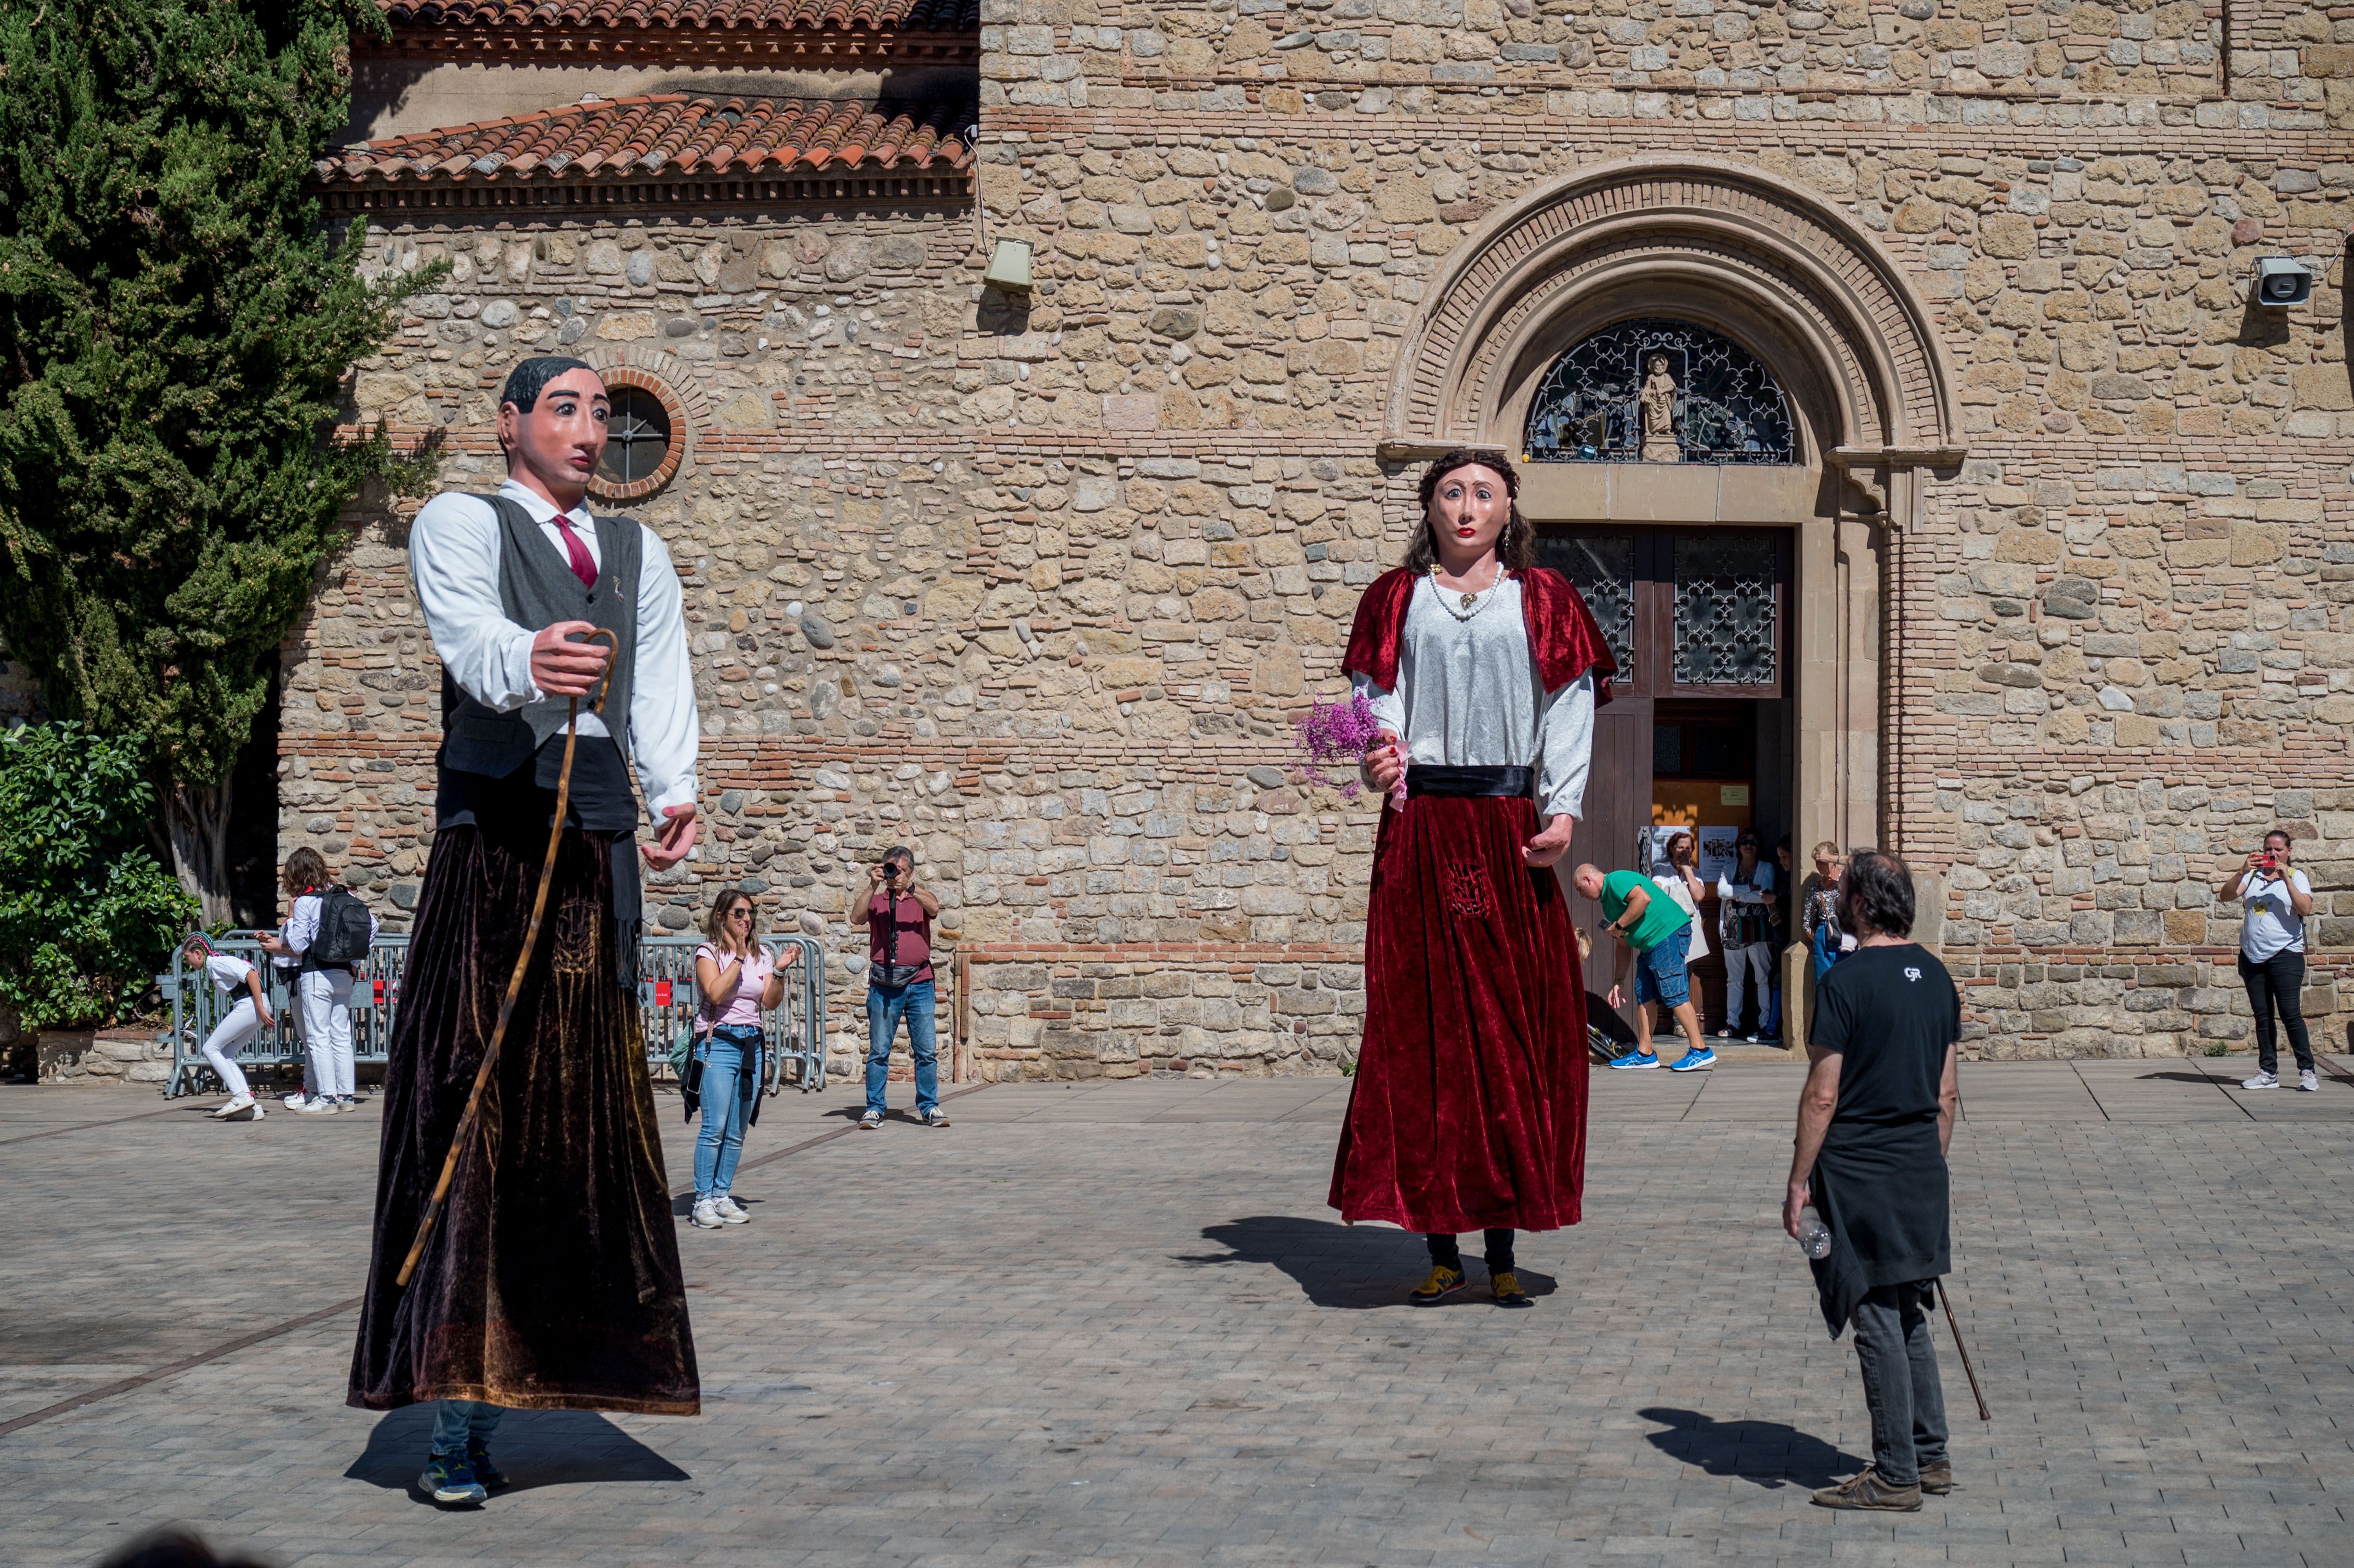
[530,620,613,698]
[644,803,697,869]
[1365,729,1404,794]
[1522,814,1575,868]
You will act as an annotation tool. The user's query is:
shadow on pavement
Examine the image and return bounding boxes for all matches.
[1181,1216,1559,1310]
[1637,1406,1861,1490]
[346,1406,689,1497]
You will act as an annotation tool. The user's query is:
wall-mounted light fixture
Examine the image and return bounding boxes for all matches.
[2253,257,2312,309]
[983,238,1034,294]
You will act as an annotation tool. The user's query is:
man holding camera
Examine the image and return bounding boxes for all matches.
[848,845,948,1129]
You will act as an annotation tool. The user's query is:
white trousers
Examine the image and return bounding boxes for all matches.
[297,969,357,1098]
[200,997,262,1099]
[1724,941,1773,1034]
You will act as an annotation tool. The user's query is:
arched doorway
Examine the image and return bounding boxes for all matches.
[1379,157,1965,1033]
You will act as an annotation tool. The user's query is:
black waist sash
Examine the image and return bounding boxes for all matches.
[1406,765,1534,800]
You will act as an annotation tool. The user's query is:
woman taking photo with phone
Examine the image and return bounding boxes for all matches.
[688,890,795,1229]
[2227,828,2317,1092]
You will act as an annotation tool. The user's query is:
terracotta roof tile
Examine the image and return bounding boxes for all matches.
[377,0,977,32]
[318,93,974,185]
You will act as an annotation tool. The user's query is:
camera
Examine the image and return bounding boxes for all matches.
[2253,258,2312,310]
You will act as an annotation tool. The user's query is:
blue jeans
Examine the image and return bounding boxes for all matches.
[430,1399,503,1458]
[1632,925,1692,1008]
[1811,923,1841,982]
[693,1025,761,1198]
[865,978,938,1115]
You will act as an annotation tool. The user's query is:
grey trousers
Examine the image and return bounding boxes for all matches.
[1851,1280,1949,1487]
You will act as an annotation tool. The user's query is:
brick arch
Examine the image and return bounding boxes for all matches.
[579,346,711,503]
[1384,156,1959,461]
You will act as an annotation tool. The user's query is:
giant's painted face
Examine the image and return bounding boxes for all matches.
[1424,461,1511,565]
[499,366,610,501]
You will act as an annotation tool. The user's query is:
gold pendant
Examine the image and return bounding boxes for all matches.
[1459,592,1476,611]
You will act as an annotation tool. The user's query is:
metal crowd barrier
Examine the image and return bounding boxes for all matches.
[160,931,826,1099]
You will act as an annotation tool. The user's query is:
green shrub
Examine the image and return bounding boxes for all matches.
[0,722,196,1029]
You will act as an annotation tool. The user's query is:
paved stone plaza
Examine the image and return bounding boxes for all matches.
[4,1059,2352,1566]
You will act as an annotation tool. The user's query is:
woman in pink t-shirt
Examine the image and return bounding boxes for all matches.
[687,889,796,1230]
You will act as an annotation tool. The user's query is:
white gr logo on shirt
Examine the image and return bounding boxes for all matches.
[1904,966,1922,982]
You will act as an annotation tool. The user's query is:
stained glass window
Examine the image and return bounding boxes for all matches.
[1523,318,1796,465]
[1534,533,1634,683]
[1673,534,1777,686]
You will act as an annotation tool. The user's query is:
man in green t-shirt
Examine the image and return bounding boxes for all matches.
[1571,863,1712,1072]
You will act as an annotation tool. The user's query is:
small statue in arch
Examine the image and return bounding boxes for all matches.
[1638,352,1681,463]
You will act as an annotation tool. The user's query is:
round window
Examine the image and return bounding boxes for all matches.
[599,385,674,487]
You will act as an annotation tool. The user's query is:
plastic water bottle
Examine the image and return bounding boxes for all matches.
[1796,1205,1832,1260]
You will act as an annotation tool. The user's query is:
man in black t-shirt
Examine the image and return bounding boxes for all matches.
[1784,850,1961,1512]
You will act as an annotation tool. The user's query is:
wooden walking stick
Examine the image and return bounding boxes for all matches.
[395,629,617,1289]
[1937,1278,1992,1421]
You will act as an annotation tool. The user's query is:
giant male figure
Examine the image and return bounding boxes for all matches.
[350,358,701,1505]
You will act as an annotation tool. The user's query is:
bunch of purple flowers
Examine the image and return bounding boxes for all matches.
[1290,690,1407,811]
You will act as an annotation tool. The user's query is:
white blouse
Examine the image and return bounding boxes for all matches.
[1351,573,1596,820]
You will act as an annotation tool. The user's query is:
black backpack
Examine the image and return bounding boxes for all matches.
[307,887,374,968]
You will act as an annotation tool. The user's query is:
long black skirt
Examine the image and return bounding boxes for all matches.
[347,817,699,1415]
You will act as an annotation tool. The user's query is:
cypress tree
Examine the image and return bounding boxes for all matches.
[0,0,437,918]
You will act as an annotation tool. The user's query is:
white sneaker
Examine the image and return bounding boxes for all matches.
[210,1094,254,1119]
[293,1095,339,1114]
[283,1092,308,1109]
[2298,1069,2320,1093]
[1712,1028,1736,1040]
[859,1108,885,1129]
[713,1196,750,1225]
[690,1198,725,1230]
[2241,1070,2279,1090]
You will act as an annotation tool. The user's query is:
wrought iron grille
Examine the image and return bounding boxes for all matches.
[1672,534,1778,686]
[1534,533,1636,683]
[1523,318,1796,465]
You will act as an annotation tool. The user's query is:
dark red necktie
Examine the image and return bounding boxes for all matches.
[553,513,597,591]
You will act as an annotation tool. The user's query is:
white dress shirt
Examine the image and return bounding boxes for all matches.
[1352,574,1596,820]
[410,477,698,815]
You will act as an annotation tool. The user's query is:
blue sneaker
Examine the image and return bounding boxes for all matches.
[1669,1047,1718,1072]
[467,1440,509,1491]
[420,1453,487,1507]
[1608,1049,1661,1070]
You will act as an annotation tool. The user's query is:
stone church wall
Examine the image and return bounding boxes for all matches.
[280,0,2352,1071]
[951,0,2351,1062]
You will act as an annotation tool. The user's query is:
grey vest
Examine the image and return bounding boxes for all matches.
[439,494,642,780]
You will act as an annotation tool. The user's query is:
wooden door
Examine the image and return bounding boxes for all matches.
[1564,692,1652,1041]
[1537,531,1647,1039]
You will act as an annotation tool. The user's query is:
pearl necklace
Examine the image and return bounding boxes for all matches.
[1429,563,1502,622]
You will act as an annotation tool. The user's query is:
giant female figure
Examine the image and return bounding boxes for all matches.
[1330,451,1616,1306]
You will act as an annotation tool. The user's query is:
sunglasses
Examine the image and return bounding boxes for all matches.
[727,906,755,920]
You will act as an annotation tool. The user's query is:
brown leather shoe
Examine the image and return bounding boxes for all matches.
[1917,1460,1954,1495]
[1810,1469,1924,1511]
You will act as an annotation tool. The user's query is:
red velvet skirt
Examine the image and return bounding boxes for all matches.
[1328,793,1590,1235]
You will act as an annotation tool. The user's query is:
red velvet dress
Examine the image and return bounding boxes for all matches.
[1327,567,1617,1235]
